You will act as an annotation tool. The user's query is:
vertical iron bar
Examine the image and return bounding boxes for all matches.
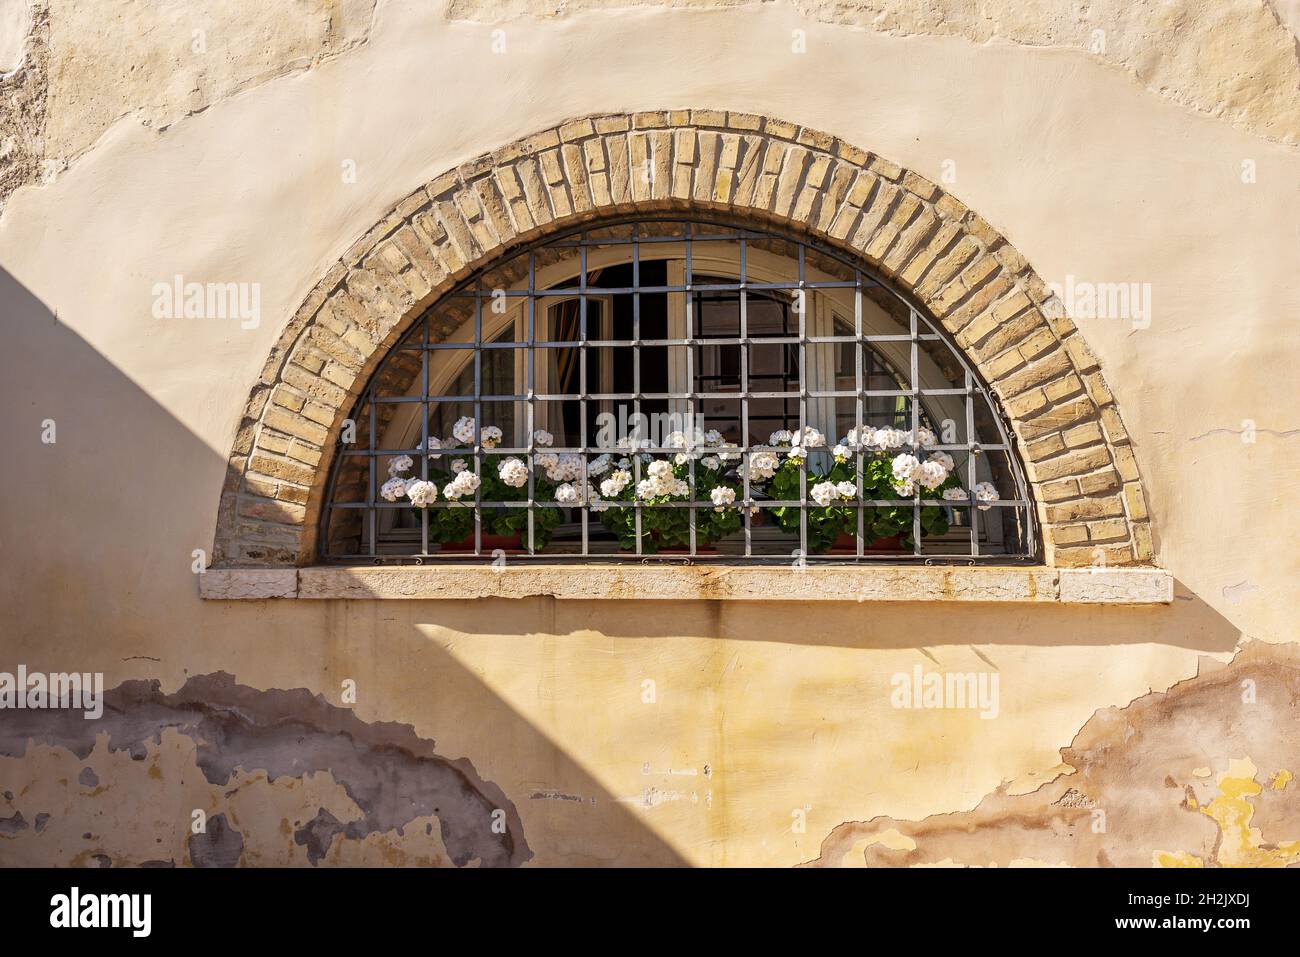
[740,238,751,558]
[910,308,921,555]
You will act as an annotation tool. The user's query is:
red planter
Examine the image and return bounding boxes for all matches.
[439,532,526,553]
[829,533,903,554]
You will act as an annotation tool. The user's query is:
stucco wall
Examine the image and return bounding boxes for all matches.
[1,0,1297,866]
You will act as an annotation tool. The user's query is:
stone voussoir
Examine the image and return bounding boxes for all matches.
[216,111,1154,572]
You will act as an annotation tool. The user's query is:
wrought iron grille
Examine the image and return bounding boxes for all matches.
[321,218,1037,563]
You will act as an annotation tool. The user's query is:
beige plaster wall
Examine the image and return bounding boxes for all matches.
[0,0,1296,866]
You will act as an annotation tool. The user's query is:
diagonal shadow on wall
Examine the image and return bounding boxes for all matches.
[0,265,687,866]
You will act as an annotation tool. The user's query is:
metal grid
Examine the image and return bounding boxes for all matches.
[321,218,1038,564]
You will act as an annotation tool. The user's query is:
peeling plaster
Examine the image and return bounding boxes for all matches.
[807,641,1300,868]
[0,672,531,868]
[0,0,378,209]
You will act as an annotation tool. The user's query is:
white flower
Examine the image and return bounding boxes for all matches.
[701,455,720,471]
[388,454,413,477]
[648,460,673,479]
[943,487,968,502]
[793,426,825,449]
[424,437,443,460]
[811,481,837,506]
[535,452,559,471]
[635,479,657,500]
[555,482,579,504]
[787,445,808,463]
[587,453,612,476]
[836,481,857,499]
[480,425,502,449]
[674,452,692,466]
[498,457,529,488]
[769,430,793,446]
[532,429,554,448]
[914,426,937,448]
[443,470,480,500]
[665,430,688,449]
[746,451,780,481]
[703,429,723,445]
[709,486,736,511]
[600,470,632,498]
[451,458,468,473]
[616,457,631,470]
[832,444,851,463]
[380,476,408,502]
[917,458,949,491]
[452,416,476,444]
[717,442,741,463]
[893,478,917,497]
[881,428,907,450]
[546,453,583,482]
[974,481,1000,510]
[843,425,876,450]
[406,479,439,507]
[891,453,921,483]
[927,450,954,472]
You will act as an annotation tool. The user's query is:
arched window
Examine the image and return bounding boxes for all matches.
[321,218,1036,562]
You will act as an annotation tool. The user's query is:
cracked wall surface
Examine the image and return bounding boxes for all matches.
[0,0,376,209]
[0,0,1297,867]
[807,642,1300,868]
[0,673,530,867]
[448,0,1300,148]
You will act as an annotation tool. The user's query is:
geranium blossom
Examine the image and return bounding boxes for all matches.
[380,476,408,502]
[498,457,529,488]
[974,481,1000,510]
[406,480,439,507]
[810,481,838,506]
[746,451,780,481]
[443,470,480,500]
[452,416,477,444]
[916,458,950,491]
[891,453,921,483]
[600,470,632,497]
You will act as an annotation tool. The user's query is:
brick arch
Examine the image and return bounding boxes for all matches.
[213,110,1153,569]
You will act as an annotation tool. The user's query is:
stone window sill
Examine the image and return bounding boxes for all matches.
[198,565,1173,604]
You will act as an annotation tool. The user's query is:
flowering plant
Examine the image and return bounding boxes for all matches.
[593,430,748,553]
[381,418,565,547]
[749,425,1000,553]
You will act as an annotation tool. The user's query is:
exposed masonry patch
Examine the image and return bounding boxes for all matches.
[188,812,244,868]
[804,641,1300,867]
[0,0,49,211]
[0,672,532,868]
[215,110,1156,570]
[447,0,1300,148]
[0,0,377,211]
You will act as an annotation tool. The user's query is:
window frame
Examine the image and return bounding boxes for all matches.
[320,218,1038,565]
